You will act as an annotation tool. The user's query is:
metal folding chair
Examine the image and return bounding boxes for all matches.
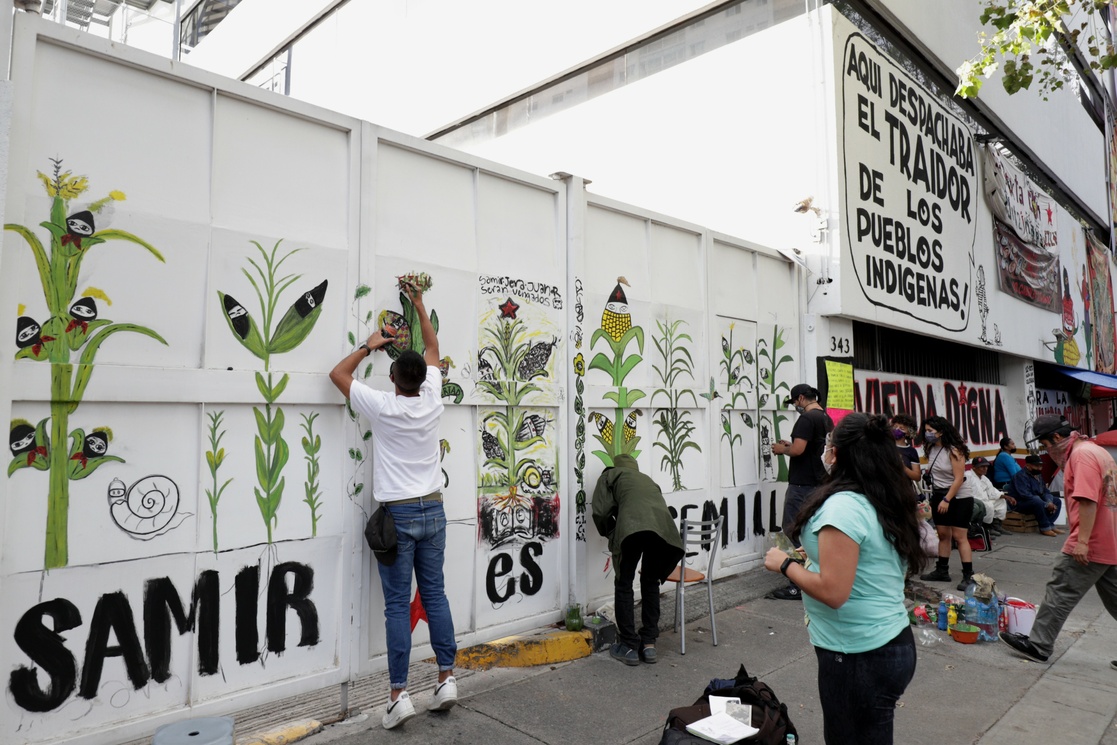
[665,515,723,654]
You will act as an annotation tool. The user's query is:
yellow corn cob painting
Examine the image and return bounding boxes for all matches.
[601,279,631,341]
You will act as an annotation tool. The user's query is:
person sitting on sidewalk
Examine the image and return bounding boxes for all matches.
[1000,414,1117,666]
[969,457,1008,536]
[1005,455,1064,537]
[991,436,1022,490]
[592,454,684,666]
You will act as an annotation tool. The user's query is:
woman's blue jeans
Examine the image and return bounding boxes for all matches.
[814,626,916,745]
[376,500,457,690]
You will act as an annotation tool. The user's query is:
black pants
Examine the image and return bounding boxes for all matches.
[815,626,916,745]
[614,532,666,650]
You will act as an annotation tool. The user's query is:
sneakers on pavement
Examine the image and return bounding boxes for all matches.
[429,676,458,711]
[920,567,952,582]
[999,632,1049,662]
[609,643,640,666]
[766,585,802,600]
[640,646,658,664]
[1040,529,1059,537]
[382,690,416,729]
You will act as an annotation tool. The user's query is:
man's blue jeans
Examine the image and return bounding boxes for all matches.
[1013,492,1062,530]
[377,500,457,690]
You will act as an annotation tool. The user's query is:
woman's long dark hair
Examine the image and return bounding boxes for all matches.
[919,415,970,460]
[791,413,926,577]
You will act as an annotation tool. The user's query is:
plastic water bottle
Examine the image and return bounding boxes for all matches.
[964,584,978,627]
[785,735,797,745]
[937,600,948,631]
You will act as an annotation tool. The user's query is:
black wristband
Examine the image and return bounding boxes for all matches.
[780,556,794,576]
[358,343,372,356]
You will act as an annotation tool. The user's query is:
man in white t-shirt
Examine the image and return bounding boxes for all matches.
[330,284,456,730]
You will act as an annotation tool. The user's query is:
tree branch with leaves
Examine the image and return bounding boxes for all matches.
[956,0,1115,99]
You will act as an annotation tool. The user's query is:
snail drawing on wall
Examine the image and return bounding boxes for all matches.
[106,474,192,540]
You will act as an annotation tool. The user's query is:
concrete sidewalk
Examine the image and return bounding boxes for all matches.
[232,530,1116,745]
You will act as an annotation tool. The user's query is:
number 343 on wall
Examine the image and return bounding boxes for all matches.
[830,336,851,355]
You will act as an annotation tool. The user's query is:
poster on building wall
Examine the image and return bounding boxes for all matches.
[852,370,1013,450]
[838,31,977,332]
[1106,103,1117,254]
[1035,388,1089,433]
[991,218,1061,312]
[1086,229,1117,374]
[983,147,1059,252]
[1023,360,1037,449]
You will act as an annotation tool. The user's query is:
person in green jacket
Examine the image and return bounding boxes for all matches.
[592,454,685,665]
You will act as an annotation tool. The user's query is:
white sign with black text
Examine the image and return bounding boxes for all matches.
[839,29,978,331]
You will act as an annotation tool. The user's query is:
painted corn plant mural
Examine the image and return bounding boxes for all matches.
[719,323,755,485]
[218,240,327,543]
[757,323,793,483]
[6,159,166,569]
[346,283,375,516]
[300,412,323,537]
[378,273,464,403]
[204,409,231,552]
[588,279,645,466]
[651,318,699,491]
[476,293,561,546]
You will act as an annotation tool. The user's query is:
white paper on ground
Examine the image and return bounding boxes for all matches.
[684,711,760,744]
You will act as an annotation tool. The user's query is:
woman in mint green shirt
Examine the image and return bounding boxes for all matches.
[765,413,926,745]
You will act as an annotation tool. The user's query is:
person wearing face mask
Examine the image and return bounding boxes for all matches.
[991,437,1022,490]
[889,414,922,482]
[768,384,834,600]
[917,416,977,590]
[764,413,924,744]
[969,456,1008,536]
[1000,414,1117,667]
[1005,454,1063,537]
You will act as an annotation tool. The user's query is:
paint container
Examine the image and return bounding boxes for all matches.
[1005,597,1037,636]
[565,604,584,632]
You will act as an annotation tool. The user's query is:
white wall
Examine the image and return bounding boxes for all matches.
[0,16,805,744]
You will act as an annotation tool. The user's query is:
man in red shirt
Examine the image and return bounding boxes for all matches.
[1000,415,1117,668]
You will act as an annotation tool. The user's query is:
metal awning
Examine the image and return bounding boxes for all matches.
[1055,365,1117,398]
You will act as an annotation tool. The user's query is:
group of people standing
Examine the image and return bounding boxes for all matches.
[764,385,1117,744]
[328,290,1115,745]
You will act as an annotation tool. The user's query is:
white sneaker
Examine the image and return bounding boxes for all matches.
[429,676,458,711]
[382,690,416,729]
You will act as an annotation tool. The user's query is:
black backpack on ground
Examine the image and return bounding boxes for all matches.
[659,664,797,745]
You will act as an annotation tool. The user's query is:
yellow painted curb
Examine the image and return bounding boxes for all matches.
[456,629,594,670]
[236,719,322,745]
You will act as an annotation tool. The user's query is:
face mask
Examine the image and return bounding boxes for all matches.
[794,405,806,415]
[821,449,833,474]
[893,428,907,440]
[1046,438,1071,466]
[924,432,938,445]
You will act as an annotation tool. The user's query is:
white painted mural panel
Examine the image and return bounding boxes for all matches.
[0,16,808,745]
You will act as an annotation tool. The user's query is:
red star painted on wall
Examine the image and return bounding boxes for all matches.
[498,297,520,319]
[1046,205,1053,224]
